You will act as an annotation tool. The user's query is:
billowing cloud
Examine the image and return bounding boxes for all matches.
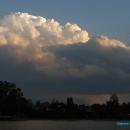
[0,12,89,75]
[47,35,130,78]
[0,12,89,46]
[0,12,130,99]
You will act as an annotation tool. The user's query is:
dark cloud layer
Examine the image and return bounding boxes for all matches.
[0,12,130,102]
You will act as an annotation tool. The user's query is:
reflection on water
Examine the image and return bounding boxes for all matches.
[0,120,129,130]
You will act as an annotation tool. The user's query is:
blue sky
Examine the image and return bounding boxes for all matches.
[0,0,130,44]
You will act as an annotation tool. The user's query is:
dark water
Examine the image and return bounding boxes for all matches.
[0,120,129,130]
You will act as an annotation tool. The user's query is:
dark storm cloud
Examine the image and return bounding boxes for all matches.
[0,12,130,99]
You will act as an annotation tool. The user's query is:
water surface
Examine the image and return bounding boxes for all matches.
[0,120,129,130]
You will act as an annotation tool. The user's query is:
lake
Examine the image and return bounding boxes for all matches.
[0,120,129,130]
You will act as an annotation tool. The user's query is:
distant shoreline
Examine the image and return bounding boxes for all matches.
[0,81,130,121]
[0,117,129,121]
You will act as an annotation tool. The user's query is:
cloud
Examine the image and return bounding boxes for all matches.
[0,12,89,46]
[48,35,130,78]
[0,12,89,75]
[0,12,130,98]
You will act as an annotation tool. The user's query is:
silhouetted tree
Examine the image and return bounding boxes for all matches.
[0,82,130,120]
[110,94,119,105]
[0,81,29,116]
[67,97,74,106]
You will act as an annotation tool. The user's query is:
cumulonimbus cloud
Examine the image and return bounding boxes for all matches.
[0,12,89,46]
[0,12,89,75]
[0,12,130,94]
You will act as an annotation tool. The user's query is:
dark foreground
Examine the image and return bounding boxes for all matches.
[0,81,130,121]
[0,120,129,130]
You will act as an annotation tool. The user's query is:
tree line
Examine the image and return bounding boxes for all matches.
[0,81,130,120]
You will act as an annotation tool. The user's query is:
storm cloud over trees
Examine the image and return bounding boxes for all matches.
[0,12,130,98]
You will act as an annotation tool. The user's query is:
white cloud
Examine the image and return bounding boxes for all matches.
[90,35,128,48]
[0,12,130,89]
[0,12,89,47]
[0,12,90,76]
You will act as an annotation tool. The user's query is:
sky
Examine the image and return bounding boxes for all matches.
[0,0,130,44]
[0,0,130,104]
